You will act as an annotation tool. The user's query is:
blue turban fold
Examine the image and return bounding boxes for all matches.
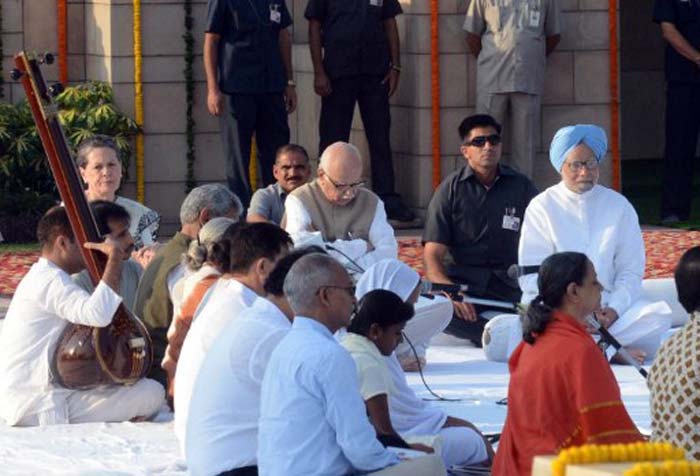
[549,124,608,172]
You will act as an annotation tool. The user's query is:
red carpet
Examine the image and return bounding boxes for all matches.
[1,230,699,297]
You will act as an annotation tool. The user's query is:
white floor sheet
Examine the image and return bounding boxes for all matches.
[0,336,652,475]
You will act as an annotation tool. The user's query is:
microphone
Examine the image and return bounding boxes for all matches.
[584,315,648,379]
[419,281,469,294]
[507,264,540,280]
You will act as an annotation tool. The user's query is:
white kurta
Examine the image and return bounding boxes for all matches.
[518,182,671,355]
[185,298,290,475]
[173,278,258,451]
[284,194,398,273]
[0,258,122,425]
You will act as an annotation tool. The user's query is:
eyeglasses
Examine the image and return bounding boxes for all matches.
[465,134,501,148]
[565,158,599,172]
[324,173,366,194]
[317,285,356,298]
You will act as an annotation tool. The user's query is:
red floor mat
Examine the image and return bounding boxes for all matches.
[1,230,699,297]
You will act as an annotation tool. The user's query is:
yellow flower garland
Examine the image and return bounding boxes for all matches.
[551,442,685,476]
[249,136,258,191]
[624,461,700,476]
[133,0,145,203]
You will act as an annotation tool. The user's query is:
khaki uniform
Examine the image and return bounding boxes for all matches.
[464,0,562,177]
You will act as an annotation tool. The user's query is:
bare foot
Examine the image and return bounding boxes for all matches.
[611,347,646,365]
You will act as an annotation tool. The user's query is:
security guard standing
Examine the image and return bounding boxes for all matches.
[305,0,416,224]
[654,0,700,224]
[204,0,296,207]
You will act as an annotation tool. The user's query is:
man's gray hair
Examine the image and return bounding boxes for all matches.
[318,142,361,171]
[283,253,345,314]
[179,184,243,225]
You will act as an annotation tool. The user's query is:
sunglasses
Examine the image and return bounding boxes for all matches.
[465,134,501,148]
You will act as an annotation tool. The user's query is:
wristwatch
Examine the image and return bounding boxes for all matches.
[287,79,296,87]
[391,64,402,73]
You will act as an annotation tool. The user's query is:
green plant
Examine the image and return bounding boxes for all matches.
[0,81,139,241]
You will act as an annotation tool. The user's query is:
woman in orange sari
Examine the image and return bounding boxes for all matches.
[493,252,643,476]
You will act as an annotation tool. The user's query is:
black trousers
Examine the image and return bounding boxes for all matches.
[661,81,700,220]
[217,466,258,476]
[318,75,396,199]
[221,92,290,207]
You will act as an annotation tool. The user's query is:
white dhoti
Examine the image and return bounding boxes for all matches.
[483,279,675,363]
[395,295,453,360]
[368,453,446,476]
[386,354,488,466]
[17,378,165,426]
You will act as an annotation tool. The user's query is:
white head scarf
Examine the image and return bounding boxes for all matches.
[355,259,420,302]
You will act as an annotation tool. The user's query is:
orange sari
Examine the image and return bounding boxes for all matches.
[493,311,642,476]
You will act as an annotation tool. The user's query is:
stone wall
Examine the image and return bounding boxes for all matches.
[288,0,617,213]
[3,0,621,230]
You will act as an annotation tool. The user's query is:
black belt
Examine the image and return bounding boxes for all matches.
[217,466,258,476]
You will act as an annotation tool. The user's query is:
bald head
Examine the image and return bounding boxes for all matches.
[319,142,362,179]
[317,142,364,206]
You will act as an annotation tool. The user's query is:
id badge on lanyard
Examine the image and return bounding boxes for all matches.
[502,207,521,232]
[270,3,281,23]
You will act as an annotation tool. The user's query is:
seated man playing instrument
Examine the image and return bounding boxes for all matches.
[283,141,398,276]
[0,206,164,426]
[514,124,671,363]
[494,252,643,476]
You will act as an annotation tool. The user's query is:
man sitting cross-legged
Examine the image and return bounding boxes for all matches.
[184,246,322,476]
[73,200,142,311]
[258,253,445,476]
[134,183,243,387]
[284,141,398,276]
[423,114,538,347]
[485,124,672,363]
[247,144,312,225]
[173,222,292,450]
[0,206,164,426]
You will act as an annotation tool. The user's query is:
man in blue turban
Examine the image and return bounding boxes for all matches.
[483,124,673,365]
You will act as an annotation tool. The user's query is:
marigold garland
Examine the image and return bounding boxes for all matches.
[430,0,440,189]
[183,0,196,192]
[249,136,258,191]
[551,442,685,476]
[133,0,145,202]
[57,0,68,84]
[0,0,4,99]
[609,0,621,191]
[624,460,700,476]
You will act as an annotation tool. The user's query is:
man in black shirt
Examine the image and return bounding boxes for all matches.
[304,0,416,225]
[653,0,700,224]
[423,114,538,346]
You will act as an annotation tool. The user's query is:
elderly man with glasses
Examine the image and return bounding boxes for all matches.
[507,124,673,364]
[423,114,538,347]
[283,141,398,276]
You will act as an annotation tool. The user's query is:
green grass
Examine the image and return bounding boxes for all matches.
[0,242,39,253]
[622,159,700,228]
